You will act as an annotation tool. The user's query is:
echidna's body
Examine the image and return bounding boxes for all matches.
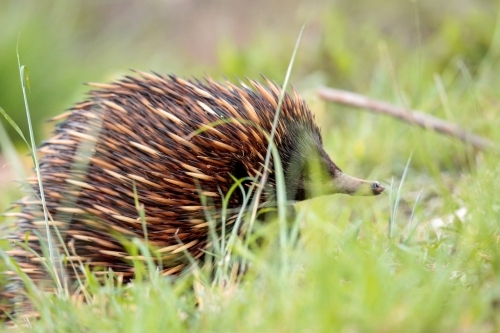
[2,73,383,316]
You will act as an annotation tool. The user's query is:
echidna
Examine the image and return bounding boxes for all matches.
[2,73,384,316]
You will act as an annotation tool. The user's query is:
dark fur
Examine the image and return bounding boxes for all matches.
[2,73,343,317]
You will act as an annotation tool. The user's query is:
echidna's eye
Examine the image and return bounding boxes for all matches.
[371,182,380,189]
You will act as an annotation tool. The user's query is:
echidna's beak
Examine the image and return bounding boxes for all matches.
[332,172,385,196]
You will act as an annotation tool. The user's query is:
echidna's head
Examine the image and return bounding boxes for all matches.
[282,127,384,201]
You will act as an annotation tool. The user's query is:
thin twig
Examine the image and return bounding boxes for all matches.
[318,87,494,151]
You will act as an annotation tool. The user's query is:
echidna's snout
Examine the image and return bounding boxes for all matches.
[333,172,385,196]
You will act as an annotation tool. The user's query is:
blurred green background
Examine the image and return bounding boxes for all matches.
[1,0,496,141]
[2,1,500,331]
[1,0,499,229]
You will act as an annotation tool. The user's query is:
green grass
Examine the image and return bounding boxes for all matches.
[2,1,500,332]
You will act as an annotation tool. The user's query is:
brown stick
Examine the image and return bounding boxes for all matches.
[318,87,494,151]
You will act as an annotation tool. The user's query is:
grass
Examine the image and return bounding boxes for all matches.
[2,1,500,332]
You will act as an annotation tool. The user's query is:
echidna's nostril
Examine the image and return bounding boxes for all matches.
[371,181,385,195]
